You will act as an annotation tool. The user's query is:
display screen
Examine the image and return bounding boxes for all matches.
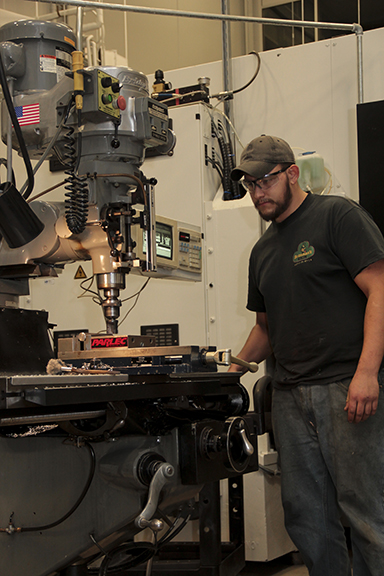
[179,231,190,242]
[143,222,173,260]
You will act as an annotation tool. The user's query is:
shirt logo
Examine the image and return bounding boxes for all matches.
[293,241,315,264]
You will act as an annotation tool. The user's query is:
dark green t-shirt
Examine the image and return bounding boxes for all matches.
[247,193,384,387]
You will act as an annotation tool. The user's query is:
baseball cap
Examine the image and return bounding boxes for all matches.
[231,135,295,181]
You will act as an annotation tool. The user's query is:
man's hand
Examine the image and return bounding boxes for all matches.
[227,312,272,374]
[349,260,384,423]
[344,373,379,423]
[228,363,247,373]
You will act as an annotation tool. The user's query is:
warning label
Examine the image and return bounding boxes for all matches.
[40,54,57,73]
[74,266,87,280]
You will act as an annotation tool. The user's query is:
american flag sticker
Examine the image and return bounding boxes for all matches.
[14,104,40,126]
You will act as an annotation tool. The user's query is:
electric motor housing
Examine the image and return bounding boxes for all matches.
[0,19,75,93]
[0,20,76,155]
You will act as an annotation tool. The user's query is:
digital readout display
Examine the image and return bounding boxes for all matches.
[143,222,173,260]
[179,231,190,242]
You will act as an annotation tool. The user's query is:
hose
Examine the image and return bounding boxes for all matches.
[63,109,89,234]
[232,51,261,95]
[213,121,242,200]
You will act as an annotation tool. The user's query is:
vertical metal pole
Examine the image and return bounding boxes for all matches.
[221,0,232,122]
[244,0,263,54]
[356,27,364,104]
[7,78,13,183]
[221,0,239,200]
[76,7,83,51]
[124,0,129,66]
[314,0,318,42]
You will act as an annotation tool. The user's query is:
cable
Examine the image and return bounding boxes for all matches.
[204,52,261,200]
[19,101,74,196]
[157,514,191,547]
[89,509,192,575]
[233,51,261,94]
[212,119,238,200]
[52,139,69,165]
[210,51,261,101]
[0,52,34,199]
[203,102,244,150]
[97,542,156,575]
[27,180,66,203]
[1,441,96,534]
[118,278,150,328]
[213,115,244,200]
[78,275,103,306]
[119,278,150,303]
[0,158,16,187]
[206,155,224,180]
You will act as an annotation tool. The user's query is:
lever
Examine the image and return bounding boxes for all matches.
[204,349,259,373]
[238,421,254,456]
[231,355,259,373]
[135,462,174,529]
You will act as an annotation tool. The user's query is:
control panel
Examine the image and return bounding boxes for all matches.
[97,69,124,118]
[131,214,203,280]
[178,228,202,272]
[82,69,126,121]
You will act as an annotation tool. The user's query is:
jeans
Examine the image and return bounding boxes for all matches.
[272,374,384,576]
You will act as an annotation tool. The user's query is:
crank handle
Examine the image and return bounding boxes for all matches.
[238,422,254,456]
[204,349,259,373]
[135,462,174,529]
[231,355,259,374]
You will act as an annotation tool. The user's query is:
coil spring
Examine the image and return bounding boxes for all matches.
[63,124,88,235]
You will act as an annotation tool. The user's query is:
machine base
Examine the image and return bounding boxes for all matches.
[127,479,245,576]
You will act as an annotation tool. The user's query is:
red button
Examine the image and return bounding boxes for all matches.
[117,96,126,110]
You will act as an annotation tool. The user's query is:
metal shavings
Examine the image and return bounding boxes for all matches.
[7,424,58,438]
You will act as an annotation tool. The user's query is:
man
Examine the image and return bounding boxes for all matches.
[229,135,384,576]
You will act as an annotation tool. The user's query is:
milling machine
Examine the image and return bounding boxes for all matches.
[0,19,258,576]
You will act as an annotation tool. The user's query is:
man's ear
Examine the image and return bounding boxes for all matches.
[287,164,300,185]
